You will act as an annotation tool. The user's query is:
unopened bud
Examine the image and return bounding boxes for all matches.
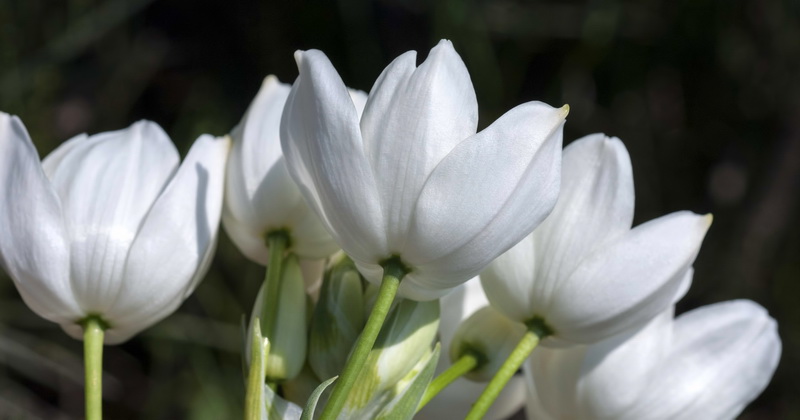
[248,254,307,381]
[449,306,525,382]
[308,255,366,380]
[345,299,440,415]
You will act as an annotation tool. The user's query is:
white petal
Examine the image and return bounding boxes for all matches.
[547,211,712,344]
[403,102,566,295]
[46,120,179,313]
[40,133,90,176]
[0,113,81,323]
[224,77,293,232]
[105,134,229,342]
[280,49,387,264]
[533,134,634,286]
[348,88,368,118]
[526,344,587,419]
[480,234,539,322]
[626,300,781,420]
[523,365,559,420]
[360,40,478,247]
[575,308,674,419]
[231,75,290,197]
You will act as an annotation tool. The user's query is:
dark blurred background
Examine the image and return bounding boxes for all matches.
[0,0,797,418]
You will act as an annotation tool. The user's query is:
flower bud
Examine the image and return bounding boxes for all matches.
[344,299,440,416]
[248,254,307,381]
[449,306,525,382]
[308,255,366,380]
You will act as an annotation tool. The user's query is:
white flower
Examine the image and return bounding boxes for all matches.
[280,40,566,300]
[0,113,228,344]
[525,300,781,420]
[223,76,367,262]
[481,134,712,345]
[416,277,527,420]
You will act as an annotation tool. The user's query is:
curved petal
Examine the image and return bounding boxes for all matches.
[232,75,290,196]
[280,49,387,264]
[533,134,634,288]
[403,101,566,295]
[575,308,674,419]
[526,344,587,419]
[224,76,292,231]
[625,300,781,420]
[40,133,89,176]
[0,113,81,323]
[46,120,179,313]
[480,234,539,322]
[547,211,712,344]
[360,40,479,247]
[523,364,561,420]
[106,134,229,342]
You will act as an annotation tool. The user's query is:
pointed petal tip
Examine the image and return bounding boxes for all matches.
[263,74,280,85]
[704,213,714,226]
[560,104,570,117]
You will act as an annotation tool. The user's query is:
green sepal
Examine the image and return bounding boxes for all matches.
[300,376,337,420]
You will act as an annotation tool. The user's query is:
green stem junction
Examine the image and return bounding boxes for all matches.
[318,257,408,420]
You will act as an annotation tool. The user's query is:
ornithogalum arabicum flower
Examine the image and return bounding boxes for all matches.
[280,40,566,301]
[525,300,781,420]
[223,75,367,262]
[0,113,228,343]
[481,134,712,346]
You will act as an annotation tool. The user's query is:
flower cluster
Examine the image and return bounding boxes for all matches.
[0,39,780,420]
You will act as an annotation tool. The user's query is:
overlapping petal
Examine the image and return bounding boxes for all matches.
[281,50,387,264]
[104,134,229,343]
[361,40,478,247]
[400,102,565,300]
[525,300,781,420]
[533,134,634,286]
[45,121,179,313]
[224,76,338,261]
[625,300,781,420]
[546,211,711,344]
[0,113,81,323]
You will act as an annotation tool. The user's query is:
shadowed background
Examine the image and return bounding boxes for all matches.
[0,0,797,418]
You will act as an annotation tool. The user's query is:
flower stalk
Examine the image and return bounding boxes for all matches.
[417,351,480,411]
[261,231,288,341]
[318,258,407,420]
[465,319,551,420]
[82,316,106,420]
[244,319,270,420]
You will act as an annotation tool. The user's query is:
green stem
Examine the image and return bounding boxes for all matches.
[82,316,105,420]
[261,232,288,341]
[417,352,480,412]
[244,319,269,420]
[318,259,406,420]
[465,324,547,420]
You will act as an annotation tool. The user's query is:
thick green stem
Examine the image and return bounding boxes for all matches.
[82,316,105,420]
[318,259,406,420]
[417,351,480,412]
[261,232,288,341]
[465,324,547,420]
[244,319,269,420]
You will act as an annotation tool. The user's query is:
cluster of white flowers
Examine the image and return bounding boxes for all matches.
[0,40,780,420]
